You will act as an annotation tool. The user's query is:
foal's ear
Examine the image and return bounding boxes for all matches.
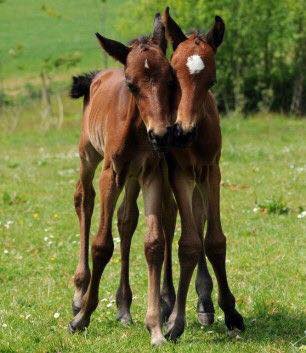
[162,6,187,51]
[95,32,130,65]
[152,13,167,54]
[206,16,225,51]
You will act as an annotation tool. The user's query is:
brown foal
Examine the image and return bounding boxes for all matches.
[116,8,245,341]
[162,7,245,340]
[69,15,174,345]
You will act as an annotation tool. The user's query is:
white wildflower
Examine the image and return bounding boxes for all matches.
[54,312,60,319]
[297,211,306,219]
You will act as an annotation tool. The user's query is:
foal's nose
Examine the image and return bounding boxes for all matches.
[147,127,172,151]
[172,122,197,147]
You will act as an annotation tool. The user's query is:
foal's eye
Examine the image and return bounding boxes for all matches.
[126,81,139,94]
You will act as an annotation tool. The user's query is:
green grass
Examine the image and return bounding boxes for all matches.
[0,107,305,352]
[0,0,128,81]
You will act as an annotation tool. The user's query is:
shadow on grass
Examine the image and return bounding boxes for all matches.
[188,310,306,347]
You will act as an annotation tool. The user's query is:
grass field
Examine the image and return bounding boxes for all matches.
[0,102,305,352]
[0,0,132,84]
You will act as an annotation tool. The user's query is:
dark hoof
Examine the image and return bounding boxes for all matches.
[117,312,133,325]
[160,298,173,324]
[72,302,81,316]
[198,312,215,326]
[68,313,90,333]
[165,318,185,342]
[225,309,245,332]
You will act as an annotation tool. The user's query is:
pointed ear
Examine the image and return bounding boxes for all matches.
[95,32,130,65]
[162,7,187,51]
[206,16,225,50]
[152,12,167,54]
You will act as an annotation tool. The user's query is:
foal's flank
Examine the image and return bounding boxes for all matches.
[68,14,173,346]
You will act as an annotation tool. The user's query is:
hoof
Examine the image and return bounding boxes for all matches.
[197,312,214,326]
[68,312,90,333]
[117,312,133,325]
[225,309,245,332]
[151,335,167,346]
[165,318,185,342]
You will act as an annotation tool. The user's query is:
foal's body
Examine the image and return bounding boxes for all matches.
[69,22,175,345]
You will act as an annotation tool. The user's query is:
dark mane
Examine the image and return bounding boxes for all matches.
[128,35,151,47]
[186,29,208,41]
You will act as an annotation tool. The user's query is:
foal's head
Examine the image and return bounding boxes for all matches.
[96,14,174,150]
[163,7,225,146]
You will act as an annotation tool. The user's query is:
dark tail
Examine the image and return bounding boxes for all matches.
[70,71,98,99]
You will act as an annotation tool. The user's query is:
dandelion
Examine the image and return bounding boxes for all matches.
[4,249,9,254]
[253,207,259,213]
[54,312,60,319]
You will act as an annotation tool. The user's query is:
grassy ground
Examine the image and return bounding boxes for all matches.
[0,105,305,352]
[0,0,128,84]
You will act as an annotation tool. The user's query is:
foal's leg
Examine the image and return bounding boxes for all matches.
[193,185,215,326]
[140,166,166,346]
[165,168,202,341]
[72,147,101,315]
[203,164,244,333]
[160,178,177,323]
[69,165,121,332]
[116,178,140,325]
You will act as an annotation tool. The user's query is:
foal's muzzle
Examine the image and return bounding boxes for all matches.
[171,123,197,147]
[147,126,172,151]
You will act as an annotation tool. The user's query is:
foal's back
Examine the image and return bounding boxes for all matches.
[82,68,137,159]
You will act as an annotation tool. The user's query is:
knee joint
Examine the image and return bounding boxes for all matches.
[178,236,202,262]
[92,237,114,263]
[204,234,226,257]
[144,236,164,264]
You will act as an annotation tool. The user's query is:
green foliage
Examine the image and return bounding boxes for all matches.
[256,198,290,215]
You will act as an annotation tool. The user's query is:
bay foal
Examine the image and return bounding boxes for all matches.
[116,9,245,341]
[69,16,174,345]
[161,8,245,340]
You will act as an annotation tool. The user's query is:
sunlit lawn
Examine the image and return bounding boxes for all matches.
[0,106,305,352]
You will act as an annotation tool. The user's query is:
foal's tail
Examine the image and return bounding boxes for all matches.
[70,71,98,99]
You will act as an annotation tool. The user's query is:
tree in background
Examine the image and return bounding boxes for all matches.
[115,0,305,115]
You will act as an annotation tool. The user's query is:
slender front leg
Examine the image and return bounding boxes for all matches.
[160,177,177,323]
[140,163,166,346]
[72,150,100,316]
[116,178,140,325]
[203,164,244,334]
[193,184,215,326]
[166,167,202,341]
[69,165,121,332]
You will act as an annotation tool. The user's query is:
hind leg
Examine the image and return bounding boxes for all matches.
[160,178,177,323]
[203,165,244,334]
[69,164,121,332]
[193,184,215,326]
[72,143,101,316]
[116,178,140,325]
